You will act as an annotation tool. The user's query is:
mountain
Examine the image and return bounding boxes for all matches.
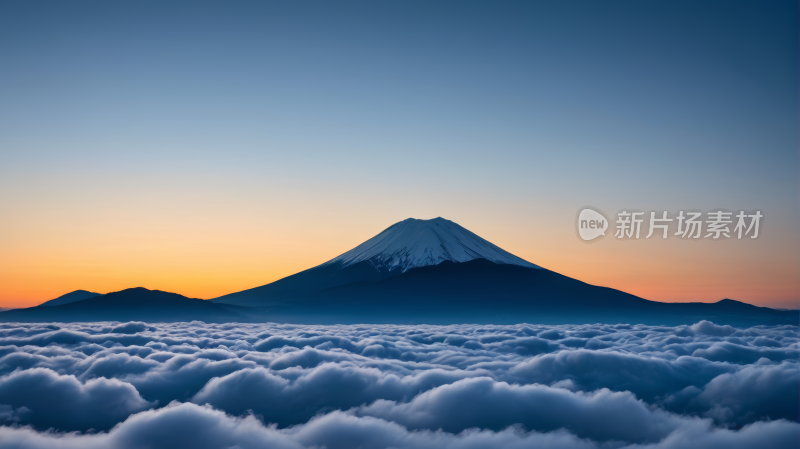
[2,218,793,326]
[39,290,102,307]
[213,217,538,306]
[0,288,244,323]
[212,218,797,327]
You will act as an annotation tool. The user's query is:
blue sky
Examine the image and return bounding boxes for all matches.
[0,1,797,307]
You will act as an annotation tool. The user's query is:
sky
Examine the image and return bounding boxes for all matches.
[0,0,797,309]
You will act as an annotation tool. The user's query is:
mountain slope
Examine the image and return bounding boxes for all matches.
[212,260,404,306]
[39,290,102,307]
[0,288,244,323]
[237,259,795,326]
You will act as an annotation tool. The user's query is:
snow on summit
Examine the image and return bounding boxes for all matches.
[322,217,540,272]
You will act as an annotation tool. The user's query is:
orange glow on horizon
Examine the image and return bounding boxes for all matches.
[1,212,796,310]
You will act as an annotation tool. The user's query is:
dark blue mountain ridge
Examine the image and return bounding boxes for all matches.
[1,218,795,326]
[39,290,102,307]
[0,288,244,323]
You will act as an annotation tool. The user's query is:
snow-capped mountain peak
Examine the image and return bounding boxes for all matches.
[321,217,540,272]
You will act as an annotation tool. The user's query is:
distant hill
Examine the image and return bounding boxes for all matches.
[0,288,244,323]
[39,290,101,307]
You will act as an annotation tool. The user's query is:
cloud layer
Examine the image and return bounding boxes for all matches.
[0,320,797,448]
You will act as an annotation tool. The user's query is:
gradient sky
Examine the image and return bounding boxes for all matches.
[1,1,797,309]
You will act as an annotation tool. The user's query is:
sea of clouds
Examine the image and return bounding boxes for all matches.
[0,320,797,448]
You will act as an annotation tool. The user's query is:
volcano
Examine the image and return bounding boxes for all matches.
[211,218,795,326]
[213,217,540,307]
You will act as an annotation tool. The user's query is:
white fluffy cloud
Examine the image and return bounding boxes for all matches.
[0,402,797,449]
[0,321,797,448]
